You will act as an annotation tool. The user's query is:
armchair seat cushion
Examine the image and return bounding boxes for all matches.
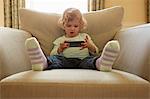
[1,69,149,99]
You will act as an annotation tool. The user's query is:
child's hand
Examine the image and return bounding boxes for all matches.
[81,36,96,53]
[57,41,69,54]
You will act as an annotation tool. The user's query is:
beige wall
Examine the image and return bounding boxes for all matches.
[0,0,4,26]
[105,0,147,28]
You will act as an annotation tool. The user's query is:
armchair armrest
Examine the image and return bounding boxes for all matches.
[0,27,32,80]
[114,24,150,81]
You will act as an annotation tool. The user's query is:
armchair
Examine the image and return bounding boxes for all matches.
[0,6,149,99]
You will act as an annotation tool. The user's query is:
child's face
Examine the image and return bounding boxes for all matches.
[64,19,80,38]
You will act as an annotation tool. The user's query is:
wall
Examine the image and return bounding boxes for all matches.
[0,0,4,26]
[105,0,147,28]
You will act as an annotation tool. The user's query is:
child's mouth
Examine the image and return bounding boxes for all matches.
[70,32,74,34]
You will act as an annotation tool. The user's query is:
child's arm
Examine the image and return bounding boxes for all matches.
[57,42,69,54]
[50,45,59,56]
[50,37,62,56]
[88,36,99,54]
[50,40,69,56]
[81,35,99,55]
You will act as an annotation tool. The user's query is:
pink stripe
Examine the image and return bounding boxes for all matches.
[27,47,39,51]
[102,56,114,62]
[43,63,48,68]
[103,52,117,58]
[105,48,119,53]
[28,51,41,55]
[30,55,42,60]
[31,60,44,64]
[96,57,102,70]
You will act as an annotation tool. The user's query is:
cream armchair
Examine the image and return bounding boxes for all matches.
[0,6,149,99]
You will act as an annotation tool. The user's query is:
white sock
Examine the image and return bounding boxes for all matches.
[25,37,48,71]
[96,40,120,72]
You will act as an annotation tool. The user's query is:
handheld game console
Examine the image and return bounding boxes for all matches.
[65,41,84,47]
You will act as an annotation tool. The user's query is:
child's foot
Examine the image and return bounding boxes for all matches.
[25,37,48,71]
[96,40,120,72]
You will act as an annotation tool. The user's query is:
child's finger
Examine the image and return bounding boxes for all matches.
[80,47,85,50]
[80,44,87,50]
[85,36,89,42]
[81,42,85,46]
[80,46,87,50]
[64,43,69,47]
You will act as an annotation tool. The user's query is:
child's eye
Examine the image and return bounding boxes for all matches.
[74,25,79,27]
[67,25,71,27]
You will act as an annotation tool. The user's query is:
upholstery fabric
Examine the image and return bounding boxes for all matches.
[0,27,31,80]
[1,69,149,99]
[114,24,150,81]
[19,6,123,56]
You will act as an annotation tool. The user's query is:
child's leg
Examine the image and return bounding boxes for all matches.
[78,56,97,69]
[25,37,48,71]
[46,55,77,69]
[96,40,120,71]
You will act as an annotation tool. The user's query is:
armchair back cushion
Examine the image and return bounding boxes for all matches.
[0,28,32,80]
[19,6,124,55]
[114,24,150,81]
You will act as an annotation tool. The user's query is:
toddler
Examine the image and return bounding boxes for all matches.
[25,8,120,71]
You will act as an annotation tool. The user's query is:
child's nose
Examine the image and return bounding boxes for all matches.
[71,26,75,30]
[70,27,74,30]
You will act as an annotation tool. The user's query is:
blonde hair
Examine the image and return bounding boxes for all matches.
[58,8,87,30]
